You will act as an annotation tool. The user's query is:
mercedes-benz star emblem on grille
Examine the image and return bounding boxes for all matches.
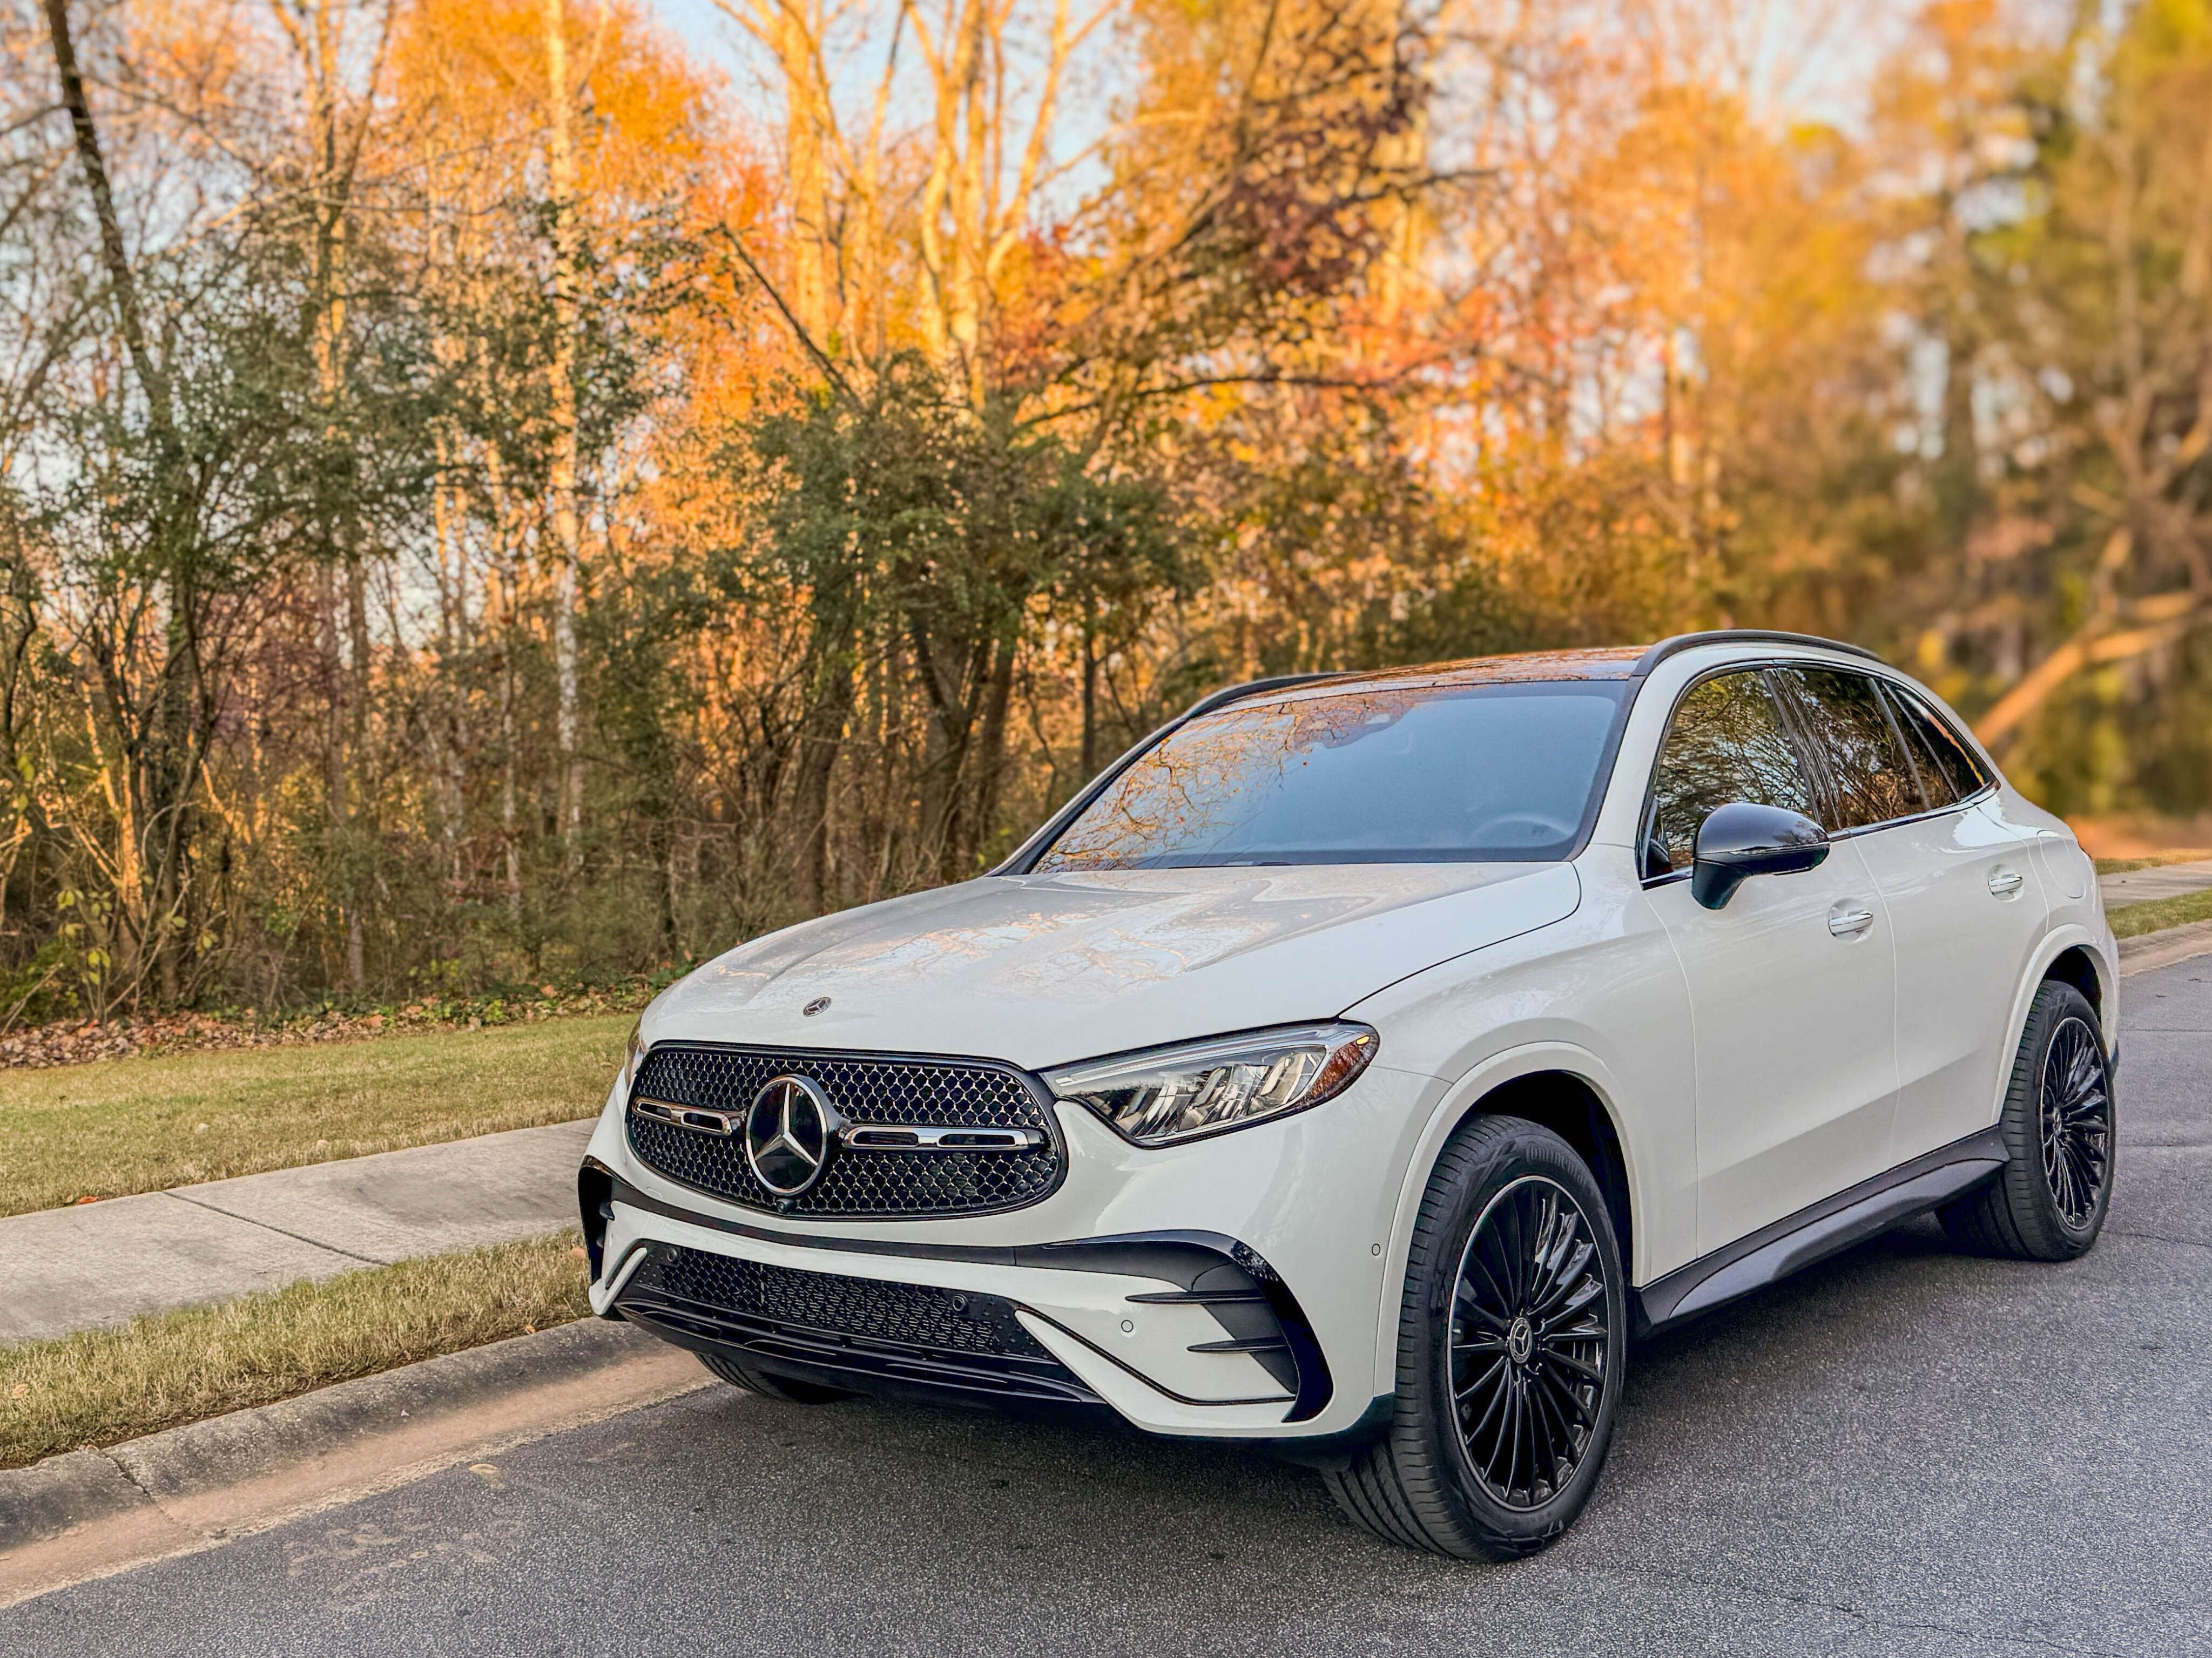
[744,1075,844,1197]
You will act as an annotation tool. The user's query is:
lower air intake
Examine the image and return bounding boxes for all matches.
[614,1245,1098,1408]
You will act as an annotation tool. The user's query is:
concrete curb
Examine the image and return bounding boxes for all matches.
[2119,917,2212,977]
[0,1317,706,1609]
[1,1117,596,1347]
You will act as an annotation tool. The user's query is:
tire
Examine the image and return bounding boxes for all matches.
[697,1348,854,1404]
[1324,1115,1629,1560]
[1940,980,2115,1262]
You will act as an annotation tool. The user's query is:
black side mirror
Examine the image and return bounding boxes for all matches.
[1691,801,1830,910]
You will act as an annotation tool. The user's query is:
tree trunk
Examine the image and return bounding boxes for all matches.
[967,625,1018,870]
[542,0,584,864]
[46,0,204,1010]
[344,553,370,986]
[793,576,859,912]
[1080,605,1098,779]
[775,2,834,343]
[314,560,354,984]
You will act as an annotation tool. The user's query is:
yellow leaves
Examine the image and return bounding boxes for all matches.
[395,0,718,207]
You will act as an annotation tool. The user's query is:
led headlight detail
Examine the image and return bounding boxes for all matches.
[619,1018,646,1093]
[1043,1023,1378,1147]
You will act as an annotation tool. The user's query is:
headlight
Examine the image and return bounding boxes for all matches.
[618,1017,645,1093]
[1042,1023,1378,1147]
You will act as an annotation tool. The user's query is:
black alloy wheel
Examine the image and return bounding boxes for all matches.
[2039,1014,2111,1228]
[1325,1115,1627,1559]
[1941,978,2115,1261]
[1446,1176,1610,1511]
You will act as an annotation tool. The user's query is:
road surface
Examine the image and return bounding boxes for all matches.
[6,957,2208,1656]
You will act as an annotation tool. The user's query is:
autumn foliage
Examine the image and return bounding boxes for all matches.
[0,0,2208,1019]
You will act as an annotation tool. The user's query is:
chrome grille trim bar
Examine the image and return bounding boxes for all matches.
[839,1125,1048,1151]
[635,1096,1046,1152]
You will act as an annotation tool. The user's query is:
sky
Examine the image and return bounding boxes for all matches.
[645,0,1925,142]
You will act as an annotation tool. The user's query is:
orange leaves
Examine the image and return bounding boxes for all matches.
[393,0,719,211]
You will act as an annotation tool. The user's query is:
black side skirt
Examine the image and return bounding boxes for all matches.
[1634,1126,2009,1337]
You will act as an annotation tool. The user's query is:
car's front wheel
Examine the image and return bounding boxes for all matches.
[1325,1115,1628,1559]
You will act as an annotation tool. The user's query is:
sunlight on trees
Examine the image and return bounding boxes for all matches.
[0,0,2206,1018]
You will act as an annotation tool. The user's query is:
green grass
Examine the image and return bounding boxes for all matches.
[2095,850,2212,874]
[2110,886,2212,940]
[0,1014,629,1217]
[0,1233,590,1470]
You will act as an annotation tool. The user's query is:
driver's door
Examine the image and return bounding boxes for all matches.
[1642,669,1901,1254]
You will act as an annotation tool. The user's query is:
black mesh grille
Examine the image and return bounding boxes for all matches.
[615,1244,1098,1407]
[628,1246,1051,1361]
[625,1044,1062,1218]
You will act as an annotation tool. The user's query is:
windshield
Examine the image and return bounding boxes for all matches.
[1031,680,1631,870]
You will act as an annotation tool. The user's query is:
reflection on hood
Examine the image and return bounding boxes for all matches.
[645,861,1581,1069]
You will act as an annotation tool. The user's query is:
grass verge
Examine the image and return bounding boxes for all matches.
[2110,885,2212,940]
[0,1014,629,1217]
[0,1233,590,1470]
[2095,850,2212,874]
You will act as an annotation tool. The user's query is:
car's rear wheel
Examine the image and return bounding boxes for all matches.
[696,1349,854,1404]
[1940,979,2114,1261]
[1324,1115,1628,1559]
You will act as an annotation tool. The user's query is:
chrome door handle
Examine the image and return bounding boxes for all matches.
[1988,869,2025,896]
[1828,904,1876,938]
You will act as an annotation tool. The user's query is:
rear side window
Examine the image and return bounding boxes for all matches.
[1648,672,1821,871]
[1884,683,1990,805]
[1770,667,1925,830]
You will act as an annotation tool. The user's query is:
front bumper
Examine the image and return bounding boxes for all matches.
[577,1062,1439,1441]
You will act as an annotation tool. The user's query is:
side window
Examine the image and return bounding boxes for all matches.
[1770,667,1925,831]
[1884,683,1990,804]
[1647,672,1821,872]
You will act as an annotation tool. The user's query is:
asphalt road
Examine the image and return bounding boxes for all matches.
[9,958,2209,1657]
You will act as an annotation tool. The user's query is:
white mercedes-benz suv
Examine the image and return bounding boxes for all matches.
[578,631,2116,1558]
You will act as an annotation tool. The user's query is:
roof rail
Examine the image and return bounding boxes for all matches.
[1179,671,1348,720]
[1631,630,1880,676]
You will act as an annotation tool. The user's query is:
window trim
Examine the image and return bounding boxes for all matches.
[1817,670,1995,843]
[1008,676,1643,874]
[1876,677,1996,810]
[1633,658,1995,888]
[1760,663,1931,835]
[1870,678,1940,811]
[1635,661,1829,888]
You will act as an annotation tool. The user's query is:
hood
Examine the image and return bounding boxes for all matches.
[643,861,1581,1070]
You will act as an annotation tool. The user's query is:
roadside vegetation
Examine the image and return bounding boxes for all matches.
[0,978,659,1072]
[0,1015,628,1215]
[3,0,2211,1037]
[2110,889,2212,942]
[0,1233,590,1470]
[2095,852,2212,875]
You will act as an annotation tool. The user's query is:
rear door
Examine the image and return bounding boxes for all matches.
[1769,667,2044,1167]
[1642,668,1901,1253]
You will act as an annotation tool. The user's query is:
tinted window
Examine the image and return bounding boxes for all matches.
[1033,681,1629,869]
[1647,672,1820,871]
[1772,667,1924,830]
[1885,683,1990,804]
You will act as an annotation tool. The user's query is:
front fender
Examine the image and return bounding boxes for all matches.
[1364,1040,1661,1408]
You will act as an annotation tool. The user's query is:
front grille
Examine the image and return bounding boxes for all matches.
[617,1244,1096,1406]
[625,1044,1062,1219]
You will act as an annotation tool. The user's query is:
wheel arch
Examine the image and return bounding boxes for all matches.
[2017,924,2114,1079]
[1374,1045,1648,1402]
[2041,943,2107,1029]
[1990,926,2118,1129]
[1455,1072,1635,1280]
